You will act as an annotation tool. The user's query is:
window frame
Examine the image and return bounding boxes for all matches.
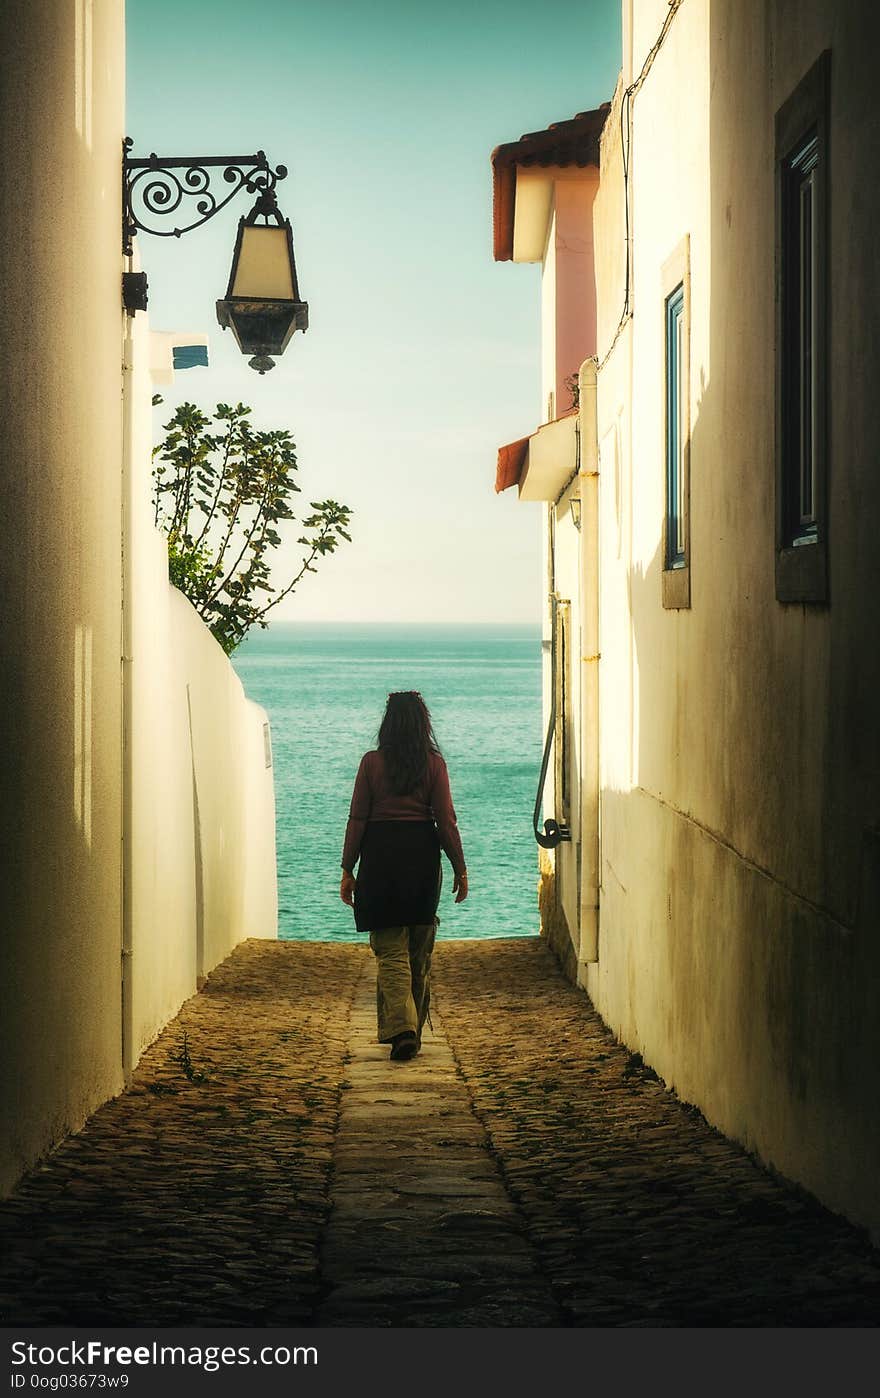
[661,236,691,610]
[775,50,830,604]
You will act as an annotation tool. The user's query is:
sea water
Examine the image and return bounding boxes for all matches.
[232,623,543,942]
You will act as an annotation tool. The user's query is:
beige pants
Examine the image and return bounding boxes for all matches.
[369,923,436,1044]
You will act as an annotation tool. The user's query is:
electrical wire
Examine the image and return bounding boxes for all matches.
[597,0,685,371]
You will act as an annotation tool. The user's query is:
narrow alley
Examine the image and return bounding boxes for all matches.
[1,939,878,1329]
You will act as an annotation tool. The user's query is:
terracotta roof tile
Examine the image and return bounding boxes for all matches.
[491,105,610,261]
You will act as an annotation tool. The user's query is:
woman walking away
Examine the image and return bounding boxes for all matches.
[340,691,468,1062]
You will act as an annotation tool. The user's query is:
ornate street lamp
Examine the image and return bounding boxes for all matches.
[215,184,309,375]
[122,141,308,372]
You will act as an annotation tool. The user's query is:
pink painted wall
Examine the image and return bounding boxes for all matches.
[553,174,600,413]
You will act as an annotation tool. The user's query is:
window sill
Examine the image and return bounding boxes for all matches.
[662,564,691,609]
[776,539,828,603]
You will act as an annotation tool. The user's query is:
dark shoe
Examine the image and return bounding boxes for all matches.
[390,1031,418,1062]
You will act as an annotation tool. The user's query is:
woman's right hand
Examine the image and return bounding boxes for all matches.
[340,871,356,906]
[453,870,469,904]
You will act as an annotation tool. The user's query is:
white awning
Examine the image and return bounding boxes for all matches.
[518,413,579,501]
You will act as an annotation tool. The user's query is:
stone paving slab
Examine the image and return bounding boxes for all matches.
[0,936,879,1327]
[313,959,561,1327]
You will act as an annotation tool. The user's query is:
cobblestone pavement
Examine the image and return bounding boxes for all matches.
[1,936,879,1327]
[433,939,880,1326]
[0,942,366,1326]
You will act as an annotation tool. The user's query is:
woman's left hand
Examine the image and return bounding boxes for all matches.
[340,871,356,906]
[453,870,469,904]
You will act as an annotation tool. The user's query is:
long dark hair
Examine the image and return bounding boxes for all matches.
[377,691,440,795]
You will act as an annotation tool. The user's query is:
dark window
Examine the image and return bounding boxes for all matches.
[661,236,690,610]
[775,52,829,602]
[665,283,686,569]
[781,133,820,544]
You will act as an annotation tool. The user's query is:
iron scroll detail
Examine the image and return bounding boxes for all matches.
[122,140,288,255]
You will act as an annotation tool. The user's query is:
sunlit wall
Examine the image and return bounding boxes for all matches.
[588,0,880,1235]
[0,0,127,1193]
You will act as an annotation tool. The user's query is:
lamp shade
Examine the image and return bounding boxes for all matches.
[230,225,296,299]
[216,203,308,372]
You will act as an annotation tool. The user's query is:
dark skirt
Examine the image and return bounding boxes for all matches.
[353,820,442,934]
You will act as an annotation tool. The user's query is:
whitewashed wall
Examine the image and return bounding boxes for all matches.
[0,0,273,1198]
[0,0,126,1195]
[124,299,277,1068]
[585,0,880,1237]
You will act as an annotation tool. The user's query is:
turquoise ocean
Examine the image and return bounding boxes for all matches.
[232,623,543,942]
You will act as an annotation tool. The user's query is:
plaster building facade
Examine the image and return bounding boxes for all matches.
[0,0,277,1194]
[494,0,880,1235]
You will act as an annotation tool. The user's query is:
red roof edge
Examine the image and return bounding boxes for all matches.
[491,157,517,263]
[491,104,611,262]
[495,436,530,493]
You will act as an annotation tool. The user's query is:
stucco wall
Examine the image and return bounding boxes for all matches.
[0,0,127,1194]
[540,214,558,419]
[124,531,279,1070]
[0,0,277,1191]
[586,0,880,1233]
[125,310,278,1066]
[534,166,603,971]
[176,591,278,978]
[554,176,599,405]
[539,175,601,421]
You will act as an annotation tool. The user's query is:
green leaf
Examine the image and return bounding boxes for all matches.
[151,400,352,646]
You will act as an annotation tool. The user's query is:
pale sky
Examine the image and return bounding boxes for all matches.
[127,0,621,623]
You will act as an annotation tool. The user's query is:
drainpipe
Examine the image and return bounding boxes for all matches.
[578,357,600,979]
[120,291,135,1078]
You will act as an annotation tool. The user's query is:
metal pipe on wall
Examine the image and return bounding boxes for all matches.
[120,283,135,1078]
[578,357,600,972]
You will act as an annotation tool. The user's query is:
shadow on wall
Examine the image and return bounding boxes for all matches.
[602,0,880,1232]
[610,358,879,1229]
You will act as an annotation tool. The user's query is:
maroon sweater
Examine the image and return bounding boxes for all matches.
[341,749,466,877]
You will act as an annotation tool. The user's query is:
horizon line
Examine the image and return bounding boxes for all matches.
[258,618,542,627]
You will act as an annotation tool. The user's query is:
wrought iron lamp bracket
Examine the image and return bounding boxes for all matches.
[122,139,288,255]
